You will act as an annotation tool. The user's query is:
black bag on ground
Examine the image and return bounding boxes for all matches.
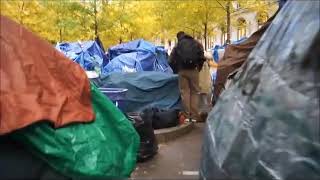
[127,111,158,162]
[151,108,179,130]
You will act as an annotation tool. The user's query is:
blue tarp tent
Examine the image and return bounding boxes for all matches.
[56,40,108,72]
[102,39,173,75]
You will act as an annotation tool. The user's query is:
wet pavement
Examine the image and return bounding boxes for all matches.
[131,123,205,180]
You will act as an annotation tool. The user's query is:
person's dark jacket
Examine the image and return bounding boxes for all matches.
[169,34,205,73]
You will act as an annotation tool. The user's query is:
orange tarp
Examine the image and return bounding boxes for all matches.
[0,16,95,135]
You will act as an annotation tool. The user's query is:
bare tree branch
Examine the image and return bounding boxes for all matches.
[215,0,227,11]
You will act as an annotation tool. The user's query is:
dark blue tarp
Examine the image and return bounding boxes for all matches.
[91,72,181,113]
[102,39,173,75]
[56,40,108,71]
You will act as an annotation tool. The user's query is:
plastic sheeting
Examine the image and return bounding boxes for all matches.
[103,39,173,75]
[92,72,182,113]
[13,83,140,179]
[56,40,108,72]
[212,13,275,106]
[0,16,94,135]
[200,1,320,180]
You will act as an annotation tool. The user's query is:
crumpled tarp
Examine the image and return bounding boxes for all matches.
[92,71,182,113]
[56,40,108,72]
[0,16,94,135]
[200,1,320,180]
[13,83,140,179]
[212,12,276,106]
[103,39,173,75]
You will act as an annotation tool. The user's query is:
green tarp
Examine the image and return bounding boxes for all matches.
[12,83,140,179]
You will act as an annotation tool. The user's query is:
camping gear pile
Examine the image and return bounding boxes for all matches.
[54,23,182,165]
[56,38,181,105]
[126,107,180,162]
[0,15,139,179]
[56,37,181,121]
[92,72,182,162]
[127,111,159,162]
[200,1,320,180]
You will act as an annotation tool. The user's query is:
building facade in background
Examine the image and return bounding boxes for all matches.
[211,1,277,47]
[163,1,278,54]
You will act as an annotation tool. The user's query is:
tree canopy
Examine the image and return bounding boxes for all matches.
[0,0,277,48]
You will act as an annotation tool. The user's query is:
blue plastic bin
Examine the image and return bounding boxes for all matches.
[98,88,128,111]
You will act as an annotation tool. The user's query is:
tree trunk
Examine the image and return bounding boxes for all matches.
[94,0,98,38]
[221,32,223,45]
[226,0,231,44]
[59,29,62,42]
[204,23,208,50]
[19,1,25,24]
[161,38,165,45]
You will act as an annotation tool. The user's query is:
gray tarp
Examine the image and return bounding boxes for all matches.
[92,72,182,112]
[200,1,320,180]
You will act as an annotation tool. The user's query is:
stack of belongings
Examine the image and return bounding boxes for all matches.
[103,39,173,75]
[90,39,181,115]
[96,40,183,163]
[93,72,182,162]
[0,16,139,179]
[212,10,278,106]
[126,108,180,163]
[200,1,320,180]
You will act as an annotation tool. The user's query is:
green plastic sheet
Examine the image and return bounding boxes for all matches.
[12,83,140,179]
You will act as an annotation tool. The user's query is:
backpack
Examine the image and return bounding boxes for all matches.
[176,37,204,69]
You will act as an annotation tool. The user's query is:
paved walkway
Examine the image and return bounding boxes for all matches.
[131,123,205,179]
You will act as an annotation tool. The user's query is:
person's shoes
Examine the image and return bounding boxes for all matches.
[183,117,196,123]
[198,112,208,122]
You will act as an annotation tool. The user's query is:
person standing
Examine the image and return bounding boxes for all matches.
[169,31,205,121]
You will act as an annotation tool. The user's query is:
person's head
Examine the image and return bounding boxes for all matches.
[177,31,186,40]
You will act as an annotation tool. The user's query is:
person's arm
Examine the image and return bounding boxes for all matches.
[169,47,179,73]
[196,41,206,71]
